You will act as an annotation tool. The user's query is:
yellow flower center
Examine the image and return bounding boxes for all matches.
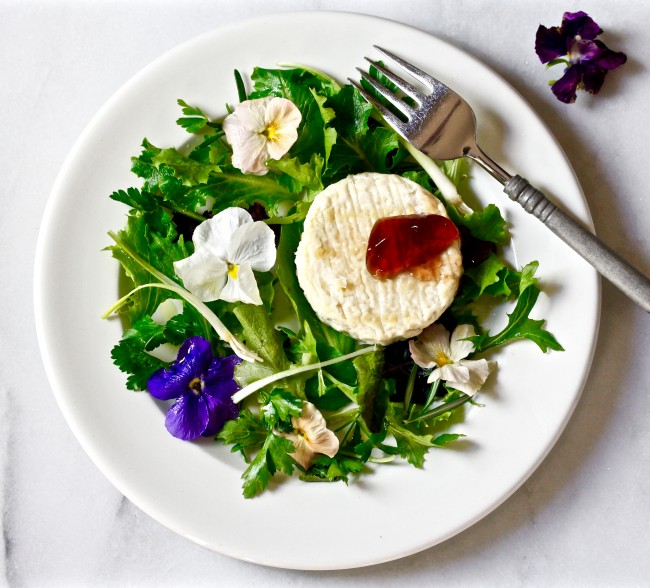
[227,262,239,279]
[434,351,453,367]
[189,377,202,395]
[261,121,282,142]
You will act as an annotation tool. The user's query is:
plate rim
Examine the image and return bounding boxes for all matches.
[34,10,601,570]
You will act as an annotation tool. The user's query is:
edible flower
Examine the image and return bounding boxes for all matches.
[148,336,241,440]
[535,11,627,104]
[173,207,276,305]
[222,96,302,175]
[281,402,339,469]
[409,324,493,396]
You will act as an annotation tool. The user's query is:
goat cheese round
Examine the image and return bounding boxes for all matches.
[295,172,463,345]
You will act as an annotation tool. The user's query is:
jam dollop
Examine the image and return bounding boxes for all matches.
[366,214,460,279]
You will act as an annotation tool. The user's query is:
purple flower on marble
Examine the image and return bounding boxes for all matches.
[148,337,241,440]
[535,11,627,103]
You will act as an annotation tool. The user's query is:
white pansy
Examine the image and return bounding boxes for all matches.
[222,97,302,175]
[282,402,339,470]
[173,207,276,305]
[409,323,494,396]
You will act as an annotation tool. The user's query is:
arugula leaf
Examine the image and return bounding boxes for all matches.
[473,263,564,353]
[241,432,295,498]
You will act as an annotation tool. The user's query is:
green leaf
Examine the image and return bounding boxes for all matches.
[475,272,564,353]
[218,409,267,452]
[261,389,303,427]
[110,315,169,390]
[354,348,387,433]
[448,203,509,245]
[432,433,465,447]
[233,304,306,398]
[194,167,299,216]
[241,432,295,498]
[176,99,211,133]
[107,209,191,321]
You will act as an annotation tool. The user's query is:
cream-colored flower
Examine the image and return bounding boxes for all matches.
[409,323,494,396]
[173,207,276,305]
[282,402,339,469]
[222,97,301,175]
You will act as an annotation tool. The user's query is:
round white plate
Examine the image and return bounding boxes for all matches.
[35,11,599,570]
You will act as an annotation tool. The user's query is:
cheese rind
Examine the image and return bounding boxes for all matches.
[295,173,463,345]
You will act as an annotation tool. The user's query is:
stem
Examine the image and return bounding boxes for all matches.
[231,346,378,404]
[403,364,418,414]
[404,393,471,424]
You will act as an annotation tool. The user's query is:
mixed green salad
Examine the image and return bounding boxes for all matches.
[103,63,562,498]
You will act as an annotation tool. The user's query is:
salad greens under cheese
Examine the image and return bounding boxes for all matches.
[103,64,562,498]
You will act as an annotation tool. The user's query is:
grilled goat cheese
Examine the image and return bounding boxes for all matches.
[295,172,463,345]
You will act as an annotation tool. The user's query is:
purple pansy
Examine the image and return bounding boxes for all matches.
[147,336,241,440]
[535,11,626,103]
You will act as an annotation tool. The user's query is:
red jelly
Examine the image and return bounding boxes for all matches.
[366,214,460,280]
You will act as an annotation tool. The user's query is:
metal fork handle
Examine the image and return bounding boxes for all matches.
[504,175,650,312]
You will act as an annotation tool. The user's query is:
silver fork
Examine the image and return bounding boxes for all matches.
[351,46,650,313]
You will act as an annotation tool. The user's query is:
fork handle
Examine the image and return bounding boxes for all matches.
[504,175,650,312]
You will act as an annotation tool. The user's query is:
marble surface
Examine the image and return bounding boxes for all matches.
[3,0,650,585]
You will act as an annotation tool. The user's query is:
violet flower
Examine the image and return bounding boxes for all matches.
[535,11,626,103]
[147,336,241,440]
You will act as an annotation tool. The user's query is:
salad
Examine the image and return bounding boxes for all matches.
[103,63,562,498]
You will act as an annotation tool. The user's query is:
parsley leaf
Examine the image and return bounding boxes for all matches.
[241,432,295,498]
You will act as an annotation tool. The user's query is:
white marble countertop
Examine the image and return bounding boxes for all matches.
[3,1,650,585]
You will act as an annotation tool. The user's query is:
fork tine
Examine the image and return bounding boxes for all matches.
[364,57,425,103]
[373,46,440,91]
[347,78,408,135]
[355,68,415,118]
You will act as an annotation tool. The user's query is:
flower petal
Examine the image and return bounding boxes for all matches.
[561,11,602,40]
[449,324,476,362]
[230,132,270,175]
[589,40,627,70]
[147,337,213,400]
[447,359,494,397]
[284,434,315,470]
[173,248,228,302]
[551,64,582,103]
[165,393,209,440]
[439,363,471,385]
[227,220,277,271]
[202,391,239,437]
[193,207,253,258]
[263,97,302,160]
[286,402,339,469]
[535,25,567,63]
[409,323,451,369]
[220,261,262,305]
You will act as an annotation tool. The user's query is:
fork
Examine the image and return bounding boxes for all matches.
[351,46,650,313]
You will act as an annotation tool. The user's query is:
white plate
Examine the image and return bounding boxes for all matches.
[34,11,600,570]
